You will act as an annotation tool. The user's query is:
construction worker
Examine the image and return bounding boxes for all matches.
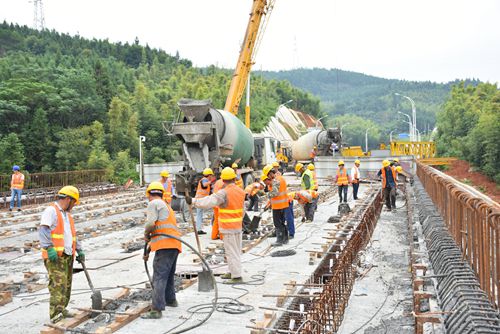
[39,186,84,323]
[307,163,319,213]
[159,170,174,205]
[391,158,400,167]
[142,182,182,319]
[350,160,361,200]
[262,164,289,246]
[245,181,264,212]
[285,192,295,239]
[292,190,318,222]
[377,160,397,211]
[194,168,216,235]
[232,163,244,189]
[10,165,24,211]
[309,145,318,162]
[187,167,245,283]
[272,161,282,177]
[211,177,225,240]
[335,160,351,203]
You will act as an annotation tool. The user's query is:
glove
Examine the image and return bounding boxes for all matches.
[76,250,85,263]
[47,247,58,262]
[185,195,192,205]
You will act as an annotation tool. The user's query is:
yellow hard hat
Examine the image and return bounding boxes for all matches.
[354,159,361,165]
[202,168,214,176]
[231,163,238,169]
[393,158,399,163]
[307,163,315,170]
[396,166,403,173]
[58,186,80,204]
[272,162,279,168]
[295,163,304,172]
[160,170,169,178]
[146,181,164,196]
[382,160,390,167]
[338,160,345,166]
[260,174,268,181]
[261,164,274,180]
[221,167,237,180]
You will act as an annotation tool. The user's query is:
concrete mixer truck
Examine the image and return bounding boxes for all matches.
[292,128,342,162]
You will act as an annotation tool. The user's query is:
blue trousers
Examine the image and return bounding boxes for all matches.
[152,248,179,311]
[285,201,295,237]
[10,189,22,209]
[195,208,204,230]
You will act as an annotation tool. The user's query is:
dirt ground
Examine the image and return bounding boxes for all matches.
[442,160,499,203]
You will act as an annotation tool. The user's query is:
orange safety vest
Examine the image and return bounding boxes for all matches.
[310,150,316,159]
[381,167,397,189]
[11,173,24,190]
[337,168,349,186]
[296,190,318,205]
[162,179,173,204]
[270,176,289,210]
[150,205,182,253]
[41,204,76,259]
[218,184,245,233]
[245,182,261,196]
[211,179,225,240]
[235,175,244,189]
[195,177,211,198]
[351,167,360,184]
[312,171,318,190]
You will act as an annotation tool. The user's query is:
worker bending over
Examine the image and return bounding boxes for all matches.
[262,164,289,246]
[142,182,182,319]
[290,190,318,223]
[335,160,351,203]
[377,160,397,211]
[245,181,264,212]
[350,160,361,200]
[195,168,216,235]
[159,170,175,204]
[188,167,245,283]
[39,186,84,323]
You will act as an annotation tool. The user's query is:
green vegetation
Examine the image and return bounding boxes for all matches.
[436,82,500,183]
[259,68,481,146]
[0,22,320,182]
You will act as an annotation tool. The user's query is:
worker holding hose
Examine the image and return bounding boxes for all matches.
[186,167,246,283]
[377,160,397,212]
[39,186,84,323]
[142,182,182,319]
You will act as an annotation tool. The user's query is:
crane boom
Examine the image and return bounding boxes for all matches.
[224,0,274,128]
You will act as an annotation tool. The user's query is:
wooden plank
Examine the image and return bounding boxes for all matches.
[0,291,13,306]
[40,288,130,334]
[94,302,150,333]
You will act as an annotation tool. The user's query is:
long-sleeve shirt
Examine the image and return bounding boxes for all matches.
[39,202,82,253]
[193,189,241,234]
[144,198,170,235]
[268,178,281,199]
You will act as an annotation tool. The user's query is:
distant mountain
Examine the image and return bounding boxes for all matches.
[259,68,481,136]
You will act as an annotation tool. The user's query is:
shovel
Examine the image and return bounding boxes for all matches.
[80,261,102,317]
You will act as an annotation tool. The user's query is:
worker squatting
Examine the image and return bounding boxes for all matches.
[37,159,407,322]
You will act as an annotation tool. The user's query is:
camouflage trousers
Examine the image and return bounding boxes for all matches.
[44,253,74,320]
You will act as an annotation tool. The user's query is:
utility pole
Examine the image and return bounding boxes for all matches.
[32,0,45,30]
[139,136,146,187]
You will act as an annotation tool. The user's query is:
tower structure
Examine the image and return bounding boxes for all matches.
[32,0,45,30]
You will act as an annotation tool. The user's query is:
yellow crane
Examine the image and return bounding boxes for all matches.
[223,0,276,128]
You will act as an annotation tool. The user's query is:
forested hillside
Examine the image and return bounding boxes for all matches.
[260,68,481,147]
[0,22,320,180]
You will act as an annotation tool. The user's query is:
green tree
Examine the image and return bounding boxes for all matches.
[0,133,25,172]
[24,108,51,171]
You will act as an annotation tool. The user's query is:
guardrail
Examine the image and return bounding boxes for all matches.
[417,161,499,309]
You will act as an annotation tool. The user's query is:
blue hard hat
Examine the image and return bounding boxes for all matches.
[12,165,20,171]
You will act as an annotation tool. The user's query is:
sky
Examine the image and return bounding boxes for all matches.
[1,0,499,83]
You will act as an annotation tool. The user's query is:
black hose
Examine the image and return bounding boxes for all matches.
[144,233,218,334]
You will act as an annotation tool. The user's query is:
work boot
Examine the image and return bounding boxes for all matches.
[229,277,243,283]
[141,310,162,319]
[50,313,64,324]
[221,273,232,279]
[17,208,21,212]
[62,309,76,318]
[165,300,178,307]
[8,208,12,212]
[197,230,207,235]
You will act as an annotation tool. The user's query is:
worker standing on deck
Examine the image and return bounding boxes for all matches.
[187,167,245,282]
[272,162,282,177]
[39,186,84,323]
[262,164,289,246]
[310,145,318,162]
[307,163,319,212]
[159,170,174,205]
[10,165,24,211]
[232,163,244,189]
[195,168,216,235]
[245,181,264,212]
[211,177,225,240]
[377,160,397,211]
[335,160,351,203]
[350,160,361,200]
[391,158,400,167]
[142,182,182,319]
[285,192,295,239]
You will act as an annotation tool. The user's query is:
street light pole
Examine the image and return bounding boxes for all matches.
[276,99,293,119]
[139,135,146,187]
[389,129,396,143]
[340,123,350,138]
[395,93,417,142]
[365,127,374,153]
[398,111,413,141]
